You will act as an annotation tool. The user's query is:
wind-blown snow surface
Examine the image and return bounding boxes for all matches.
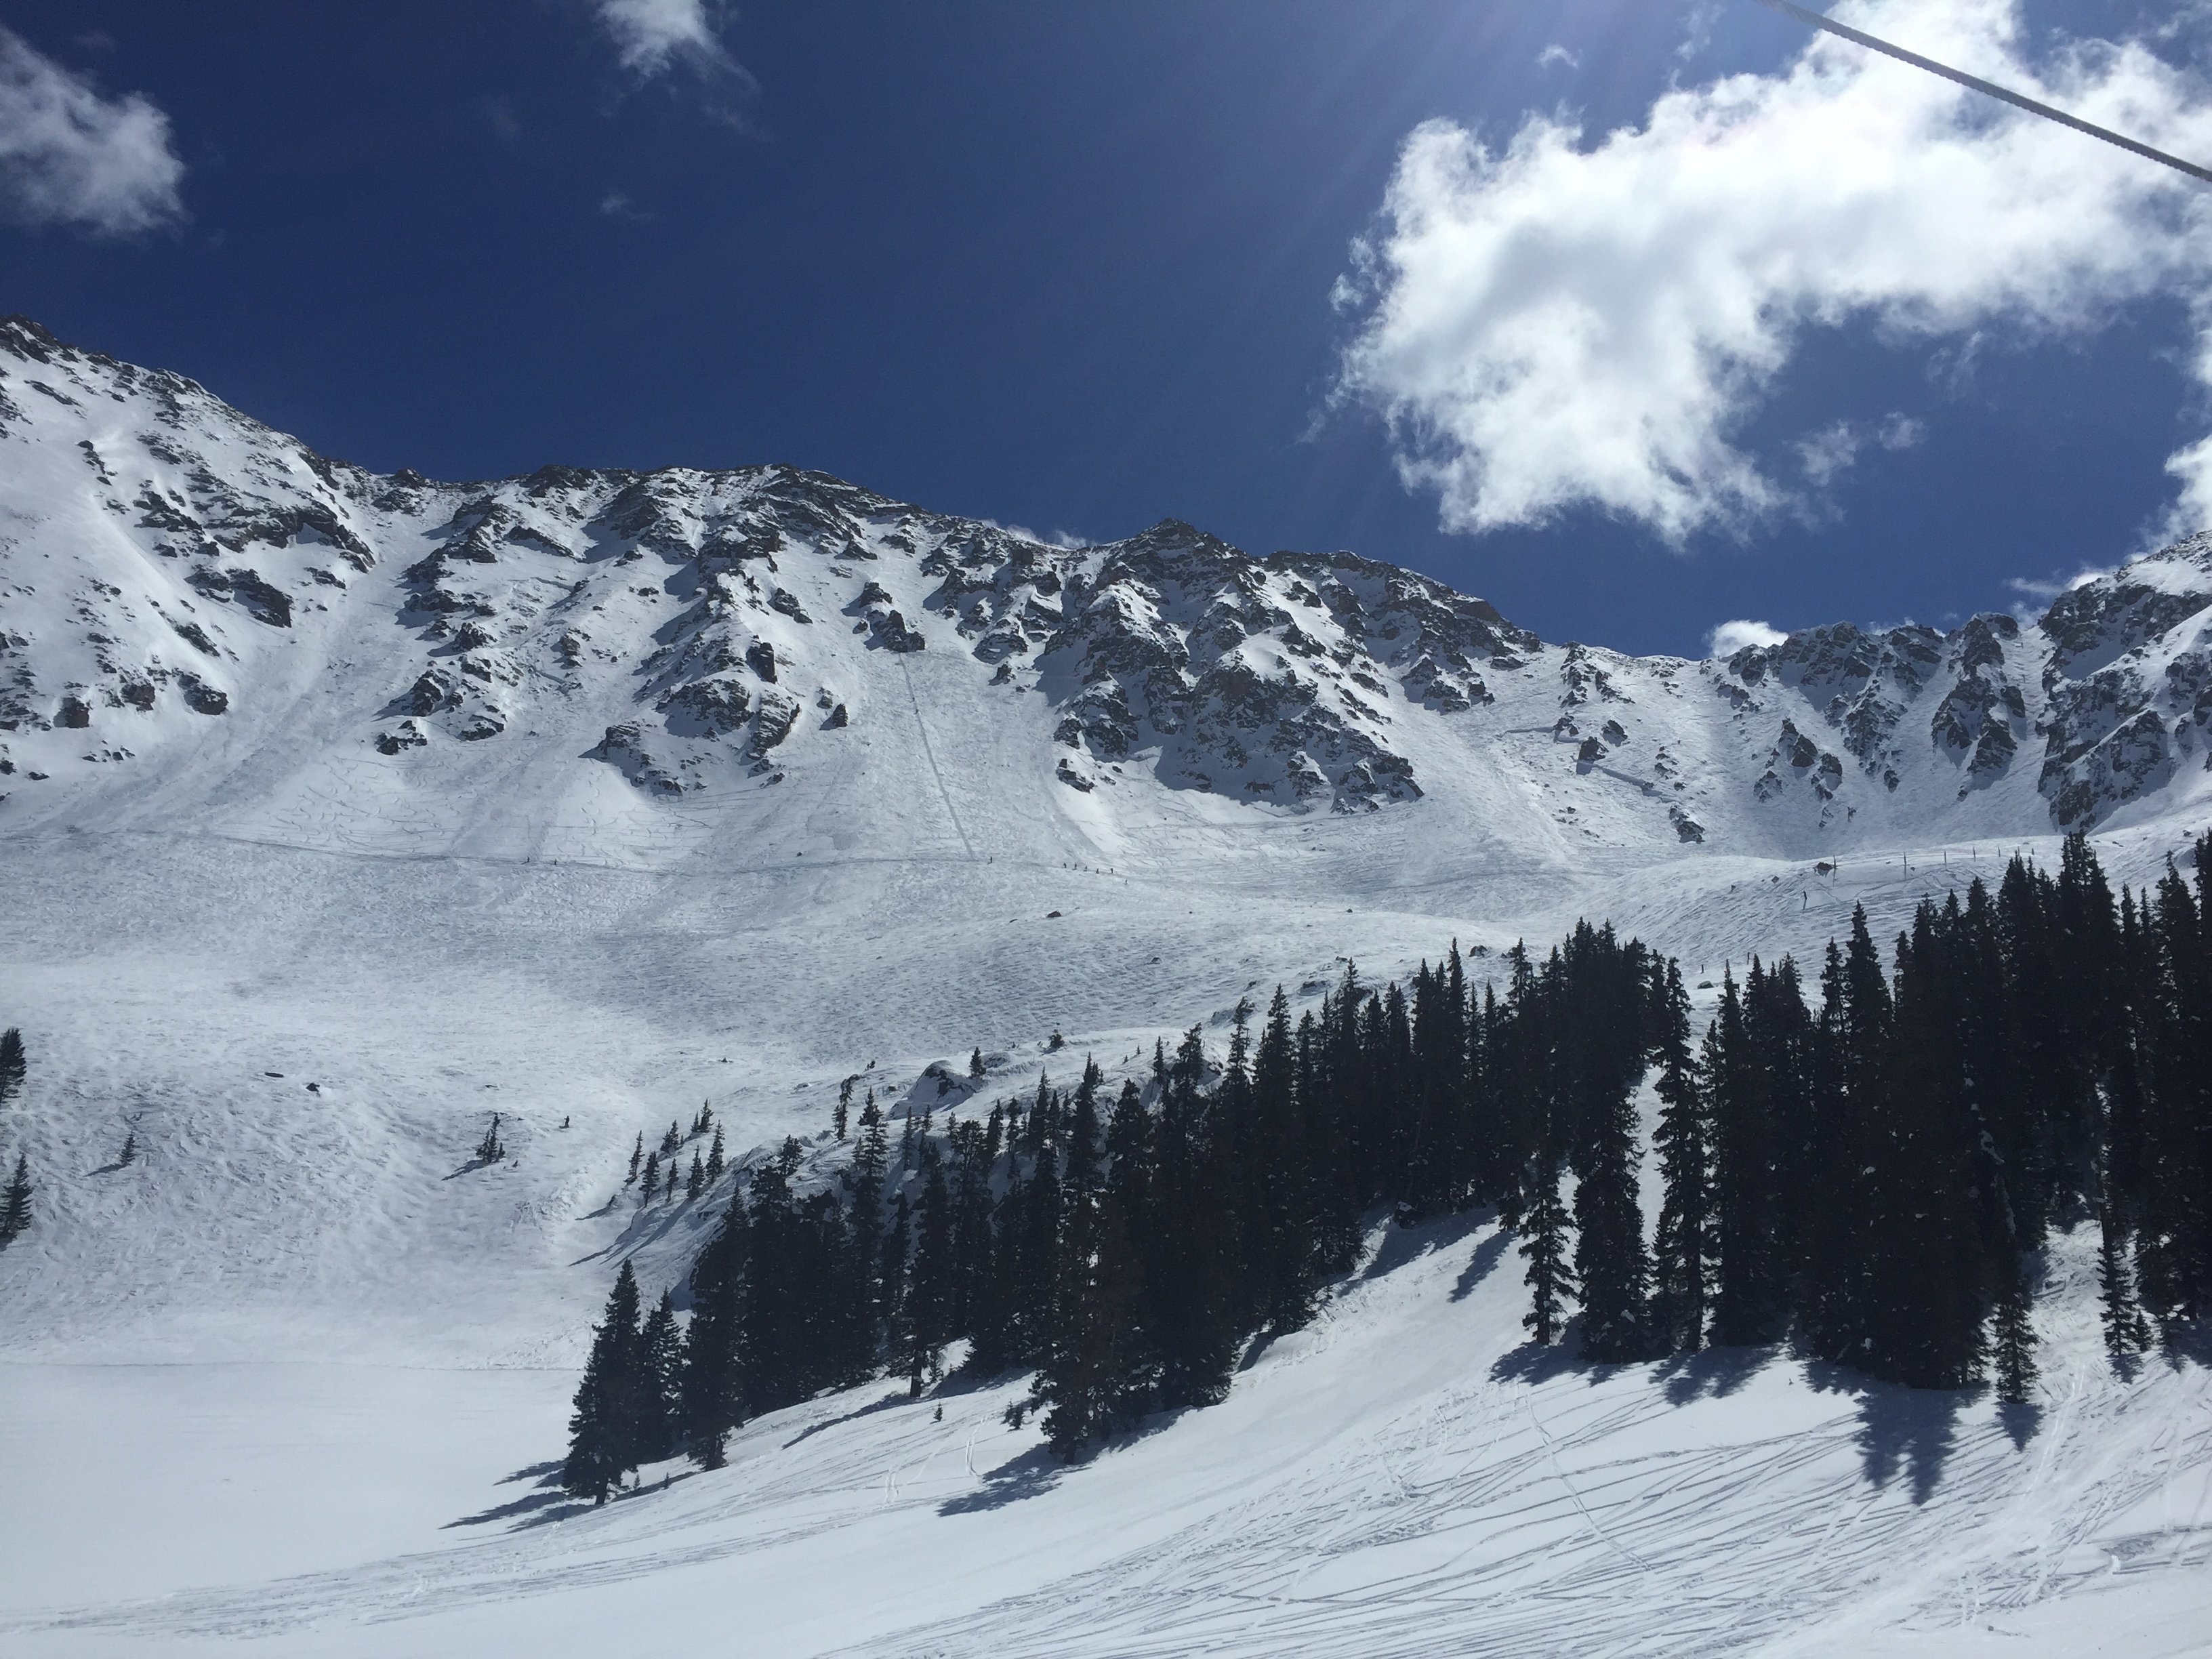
[1,319,2209,1656]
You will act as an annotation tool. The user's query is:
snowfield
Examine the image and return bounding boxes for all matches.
[1,319,2209,1656]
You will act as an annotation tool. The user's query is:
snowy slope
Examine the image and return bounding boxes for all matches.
[1,318,2209,1657]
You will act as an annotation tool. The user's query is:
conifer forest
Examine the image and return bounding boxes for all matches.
[562,834,2212,1495]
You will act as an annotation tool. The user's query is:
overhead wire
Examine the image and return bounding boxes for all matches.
[1750,0,2212,185]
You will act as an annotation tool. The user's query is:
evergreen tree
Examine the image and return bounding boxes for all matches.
[1650,960,1713,1351]
[906,1140,955,1393]
[705,1125,724,1185]
[1801,910,1889,1364]
[1520,1152,1576,1345]
[475,1113,504,1164]
[564,1260,643,1502]
[1036,1058,1109,1453]
[1988,1252,2039,1405]
[834,1079,851,1143]
[636,1291,683,1462]
[638,1150,660,1206]
[970,1046,986,1079]
[119,1130,138,1167]
[626,1132,644,1185]
[687,1151,705,1200]
[682,1192,749,1468]
[1706,970,1784,1346]
[2097,1201,2150,1360]
[1151,1026,1240,1407]
[661,1121,681,1156]
[0,1151,30,1242]
[1574,1048,1650,1363]
[0,1027,23,1105]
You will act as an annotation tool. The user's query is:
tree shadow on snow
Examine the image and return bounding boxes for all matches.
[781,1389,911,1451]
[2154,1320,2211,1373]
[445,1486,579,1530]
[1805,1361,1969,1506]
[1654,1344,1774,1407]
[445,1460,574,1530]
[1450,1227,1513,1303]
[1358,1208,1491,1286]
[1486,1336,1590,1389]
[1996,1400,2043,1452]
[937,1443,1065,1515]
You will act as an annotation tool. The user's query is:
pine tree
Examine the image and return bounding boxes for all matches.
[906,1141,955,1394]
[564,1260,643,1502]
[0,1027,23,1105]
[0,1151,30,1242]
[119,1130,138,1167]
[1520,1152,1576,1345]
[834,1078,851,1142]
[626,1132,644,1186]
[1036,1059,1107,1453]
[638,1150,660,1206]
[687,1151,705,1200]
[475,1113,504,1164]
[1802,910,1889,1365]
[661,1121,681,1156]
[2097,1201,2150,1360]
[1574,1055,1651,1363]
[1650,960,1713,1351]
[636,1290,683,1462]
[705,1124,724,1184]
[970,1046,985,1079]
[1151,1026,1240,1408]
[1988,1252,2039,1405]
[1706,970,1784,1346]
[682,1193,750,1468]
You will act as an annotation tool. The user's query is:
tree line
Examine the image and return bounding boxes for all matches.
[1,1027,31,1243]
[562,832,2211,1496]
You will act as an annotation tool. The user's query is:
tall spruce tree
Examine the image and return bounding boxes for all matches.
[1650,960,1713,1351]
[565,1260,644,1502]
[682,1191,750,1468]
[0,1027,24,1105]
[1573,1044,1650,1362]
[0,1150,30,1242]
[636,1290,683,1462]
[1520,1151,1576,1346]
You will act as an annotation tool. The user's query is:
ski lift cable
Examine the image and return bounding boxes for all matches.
[1751,0,2212,185]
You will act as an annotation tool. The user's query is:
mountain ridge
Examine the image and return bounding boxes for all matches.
[4,313,2210,864]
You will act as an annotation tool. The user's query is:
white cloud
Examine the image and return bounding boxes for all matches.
[2005,566,2108,604]
[0,26,182,235]
[594,0,733,79]
[1538,45,1578,71]
[1707,619,1789,657]
[977,517,1094,552]
[1334,0,2212,546]
[1795,411,1925,488]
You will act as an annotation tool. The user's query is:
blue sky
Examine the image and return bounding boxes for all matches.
[3,0,2209,657]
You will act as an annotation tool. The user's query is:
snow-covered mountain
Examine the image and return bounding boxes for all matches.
[6,313,2211,861]
[3,319,2209,1659]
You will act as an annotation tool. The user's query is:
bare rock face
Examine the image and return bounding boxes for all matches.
[9,312,2212,840]
[1033,522,1527,812]
[2034,535,2212,827]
